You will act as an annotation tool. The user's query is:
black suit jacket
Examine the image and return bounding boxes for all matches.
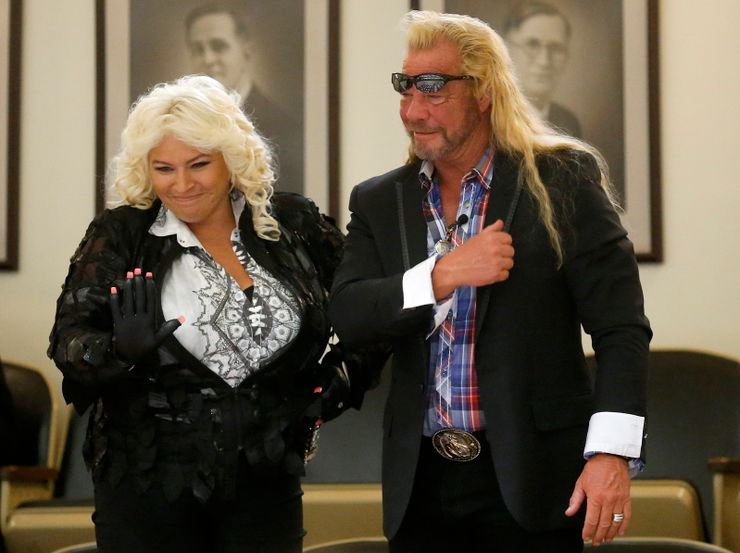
[329,150,651,536]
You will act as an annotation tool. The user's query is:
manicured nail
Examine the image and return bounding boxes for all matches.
[146,271,153,278]
[313,386,323,394]
[110,287,117,294]
[316,419,323,426]
[177,316,186,324]
[126,271,134,279]
[134,268,142,275]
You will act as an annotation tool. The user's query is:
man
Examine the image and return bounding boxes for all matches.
[184,4,303,192]
[329,10,650,552]
[504,1,582,137]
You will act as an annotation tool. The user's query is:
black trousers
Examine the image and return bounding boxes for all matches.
[93,457,303,553]
[389,433,583,553]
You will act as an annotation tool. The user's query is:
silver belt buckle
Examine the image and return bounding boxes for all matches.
[431,428,481,462]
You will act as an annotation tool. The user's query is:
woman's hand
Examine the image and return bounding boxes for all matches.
[315,346,351,422]
[109,268,183,363]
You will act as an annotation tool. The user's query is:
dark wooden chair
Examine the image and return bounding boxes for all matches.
[49,543,97,553]
[303,538,388,553]
[587,349,739,547]
[0,360,66,542]
[2,407,93,553]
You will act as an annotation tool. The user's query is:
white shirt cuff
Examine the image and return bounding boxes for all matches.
[584,411,645,459]
[402,256,437,309]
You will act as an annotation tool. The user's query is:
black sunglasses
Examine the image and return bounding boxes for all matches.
[391,72,474,94]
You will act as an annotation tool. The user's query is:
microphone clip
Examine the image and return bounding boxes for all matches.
[434,214,469,256]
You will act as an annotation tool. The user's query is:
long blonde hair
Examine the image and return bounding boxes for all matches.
[109,74,279,241]
[403,10,616,264]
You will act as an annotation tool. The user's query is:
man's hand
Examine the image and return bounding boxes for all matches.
[432,219,514,300]
[566,453,631,546]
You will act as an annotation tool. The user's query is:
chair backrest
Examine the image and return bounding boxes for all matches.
[588,349,740,538]
[1,361,55,467]
[303,367,389,484]
[584,537,734,552]
[303,537,388,553]
[49,542,98,553]
[641,351,739,536]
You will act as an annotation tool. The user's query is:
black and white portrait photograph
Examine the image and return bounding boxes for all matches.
[415,0,662,260]
[447,0,625,198]
[98,0,336,215]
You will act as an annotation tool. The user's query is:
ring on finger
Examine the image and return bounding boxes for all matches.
[612,513,625,523]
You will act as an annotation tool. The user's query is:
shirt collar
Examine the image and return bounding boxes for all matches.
[418,147,495,191]
[148,191,246,248]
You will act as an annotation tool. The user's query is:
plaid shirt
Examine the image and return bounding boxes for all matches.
[421,149,494,435]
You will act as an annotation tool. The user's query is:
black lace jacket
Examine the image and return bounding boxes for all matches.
[48,193,386,502]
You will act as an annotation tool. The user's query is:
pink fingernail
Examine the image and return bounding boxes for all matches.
[134,268,142,275]
[126,271,133,279]
[316,419,323,426]
[177,316,186,324]
[313,386,323,394]
[110,287,117,294]
[146,271,153,278]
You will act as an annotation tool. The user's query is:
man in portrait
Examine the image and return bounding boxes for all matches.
[504,1,582,138]
[184,4,303,192]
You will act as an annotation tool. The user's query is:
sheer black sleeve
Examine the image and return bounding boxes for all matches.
[273,193,391,409]
[47,208,146,412]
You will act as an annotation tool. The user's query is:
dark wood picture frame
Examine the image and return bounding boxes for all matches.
[410,0,662,261]
[95,0,340,219]
[0,0,21,271]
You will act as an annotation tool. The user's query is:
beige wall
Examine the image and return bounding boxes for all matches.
[1,0,739,394]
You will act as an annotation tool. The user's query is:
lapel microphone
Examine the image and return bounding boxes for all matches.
[449,214,469,233]
[435,214,469,255]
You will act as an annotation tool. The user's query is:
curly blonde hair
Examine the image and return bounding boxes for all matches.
[402,10,617,265]
[109,74,279,241]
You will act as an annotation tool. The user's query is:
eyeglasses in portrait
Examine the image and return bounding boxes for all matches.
[413,0,662,261]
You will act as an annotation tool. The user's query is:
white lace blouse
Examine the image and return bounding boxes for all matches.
[150,194,302,387]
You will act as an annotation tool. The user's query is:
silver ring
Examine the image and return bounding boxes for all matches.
[612,513,625,523]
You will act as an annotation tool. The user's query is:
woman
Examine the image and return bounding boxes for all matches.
[48,75,382,553]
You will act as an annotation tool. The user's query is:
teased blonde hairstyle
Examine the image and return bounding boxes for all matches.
[403,10,616,265]
[109,74,279,241]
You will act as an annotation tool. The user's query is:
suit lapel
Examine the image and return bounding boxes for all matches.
[395,162,431,372]
[397,162,428,270]
[475,152,521,339]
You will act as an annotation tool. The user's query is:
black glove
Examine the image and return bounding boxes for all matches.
[109,268,182,363]
[316,345,351,422]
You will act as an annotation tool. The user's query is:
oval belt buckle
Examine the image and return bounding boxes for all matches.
[431,428,481,462]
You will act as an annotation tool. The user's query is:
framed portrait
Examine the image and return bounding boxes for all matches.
[0,0,21,271]
[411,0,662,261]
[96,0,340,218]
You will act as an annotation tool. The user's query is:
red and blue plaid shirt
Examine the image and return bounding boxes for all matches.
[421,149,494,435]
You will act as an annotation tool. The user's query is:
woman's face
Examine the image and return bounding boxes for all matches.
[148,135,233,230]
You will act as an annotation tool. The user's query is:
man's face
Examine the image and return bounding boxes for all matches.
[187,12,249,91]
[506,14,569,106]
[399,41,490,164]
